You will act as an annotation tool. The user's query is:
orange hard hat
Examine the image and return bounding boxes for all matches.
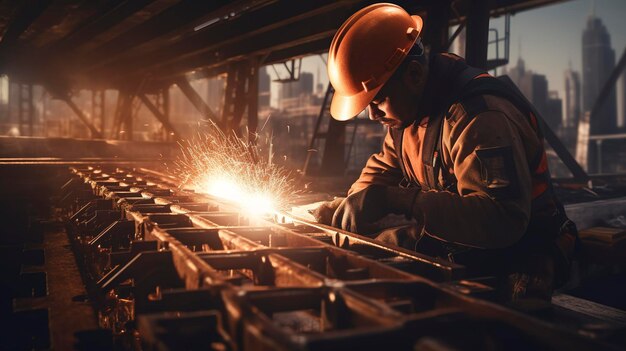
[328,3,423,121]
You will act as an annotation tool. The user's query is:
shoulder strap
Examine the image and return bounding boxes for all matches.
[390,127,410,186]
[422,66,487,190]
[422,114,445,189]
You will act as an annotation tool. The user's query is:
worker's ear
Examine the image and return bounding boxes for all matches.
[401,60,427,94]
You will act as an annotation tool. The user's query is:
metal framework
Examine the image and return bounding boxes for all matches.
[139,88,177,141]
[174,76,221,128]
[57,164,614,350]
[0,0,566,140]
[17,83,34,136]
[221,59,261,139]
[92,90,105,134]
[63,95,104,139]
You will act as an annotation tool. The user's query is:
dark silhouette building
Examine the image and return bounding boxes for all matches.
[561,67,582,153]
[617,70,626,132]
[504,58,557,124]
[582,14,617,135]
[546,91,563,131]
[564,67,581,129]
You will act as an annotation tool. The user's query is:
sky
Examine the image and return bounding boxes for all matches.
[267,0,626,110]
[496,0,626,99]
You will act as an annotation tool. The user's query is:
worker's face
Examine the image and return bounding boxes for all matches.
[368,60,427,129]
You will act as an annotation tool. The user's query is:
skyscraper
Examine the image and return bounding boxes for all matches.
[521,73,549,119]
[582,13,617,135]
[619,69,626,129]
[505,58,554,123]
[563,67,581,128]
[561,67,582,154]
[546,91,562,131]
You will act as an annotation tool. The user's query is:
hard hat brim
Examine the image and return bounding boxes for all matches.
[330,84,382,121]
[328,13,423,121]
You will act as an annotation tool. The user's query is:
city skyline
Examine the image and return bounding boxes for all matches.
[268,0,626,119]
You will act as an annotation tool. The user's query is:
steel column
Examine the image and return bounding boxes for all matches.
[465,0,490,69]
[17,83,34,136]
[422,0,451,54]
[92,90,105,135]
[221,64,238,132]
[231,63,248,134]
[220,60,259,137]
[320,118,347,176]
[247,60,259,143]
[112,89,135,140]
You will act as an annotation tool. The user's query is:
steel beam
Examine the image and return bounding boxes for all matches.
[51,0,156,52]
[0,0,51,54]
[422,0,451,53]
[82,1,233,70]
[464,0,490,69]
[95,0,359,81]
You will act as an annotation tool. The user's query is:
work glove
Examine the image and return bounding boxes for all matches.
[331,185,420,235]
[312,197,345,225]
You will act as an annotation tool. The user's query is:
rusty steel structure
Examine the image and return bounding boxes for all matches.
[0,0,566,141]
[3,1,625,349]
[57,165,617,350]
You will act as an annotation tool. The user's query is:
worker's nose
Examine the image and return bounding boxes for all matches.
[368,103,384,121]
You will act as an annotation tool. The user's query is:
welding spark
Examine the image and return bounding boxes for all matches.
[174,122,295,216]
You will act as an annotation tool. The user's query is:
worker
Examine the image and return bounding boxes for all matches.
[314,3,578,301]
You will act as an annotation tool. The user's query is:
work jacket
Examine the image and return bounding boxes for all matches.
[348,54,575,273]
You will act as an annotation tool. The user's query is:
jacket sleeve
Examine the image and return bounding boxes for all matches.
[348,129,404,195]
[410,108,533,249]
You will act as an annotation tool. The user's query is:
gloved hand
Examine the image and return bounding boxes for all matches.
[312,197,345,225]
[331,185,420,234]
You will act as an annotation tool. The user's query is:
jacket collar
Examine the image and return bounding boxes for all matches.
[416,53,470,122]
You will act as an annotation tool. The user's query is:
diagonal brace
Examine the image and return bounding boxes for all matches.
[63,96,104,138]
[174,76,222,128]
[139,94,180,139]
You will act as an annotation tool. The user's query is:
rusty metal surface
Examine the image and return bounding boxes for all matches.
[1,0,566,90]
[61,165,618,350]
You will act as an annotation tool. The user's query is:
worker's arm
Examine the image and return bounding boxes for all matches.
[314,129,403,227]
[348,129,404,195]
[410,108,533,249]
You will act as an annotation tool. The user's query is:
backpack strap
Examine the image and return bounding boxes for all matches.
[390,127,412,188]
[421,114,445,190]
[422,66,487,190]
[391,65,488,190]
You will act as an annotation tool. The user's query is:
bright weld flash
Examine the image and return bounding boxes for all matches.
[204,178,275,216]
[174,123,295,217]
